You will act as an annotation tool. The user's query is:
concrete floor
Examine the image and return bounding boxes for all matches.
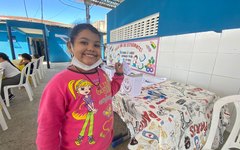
[0,63,129,150]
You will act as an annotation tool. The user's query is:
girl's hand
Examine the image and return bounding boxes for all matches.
[115,62,123,74]
[93,108,98,114]
[19,59,24,65]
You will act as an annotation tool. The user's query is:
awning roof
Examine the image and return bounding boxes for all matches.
[0,16,72,28]
[17,27,43,35]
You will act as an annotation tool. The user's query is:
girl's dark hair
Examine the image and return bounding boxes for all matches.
[33,54,40,59]
[21,53,32,61]
[0,52,19,70]
[69,23,101,45]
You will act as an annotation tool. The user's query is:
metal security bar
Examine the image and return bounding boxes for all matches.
[77,0,123,9]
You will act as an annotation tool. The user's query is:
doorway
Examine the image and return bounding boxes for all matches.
[29,37,45,59]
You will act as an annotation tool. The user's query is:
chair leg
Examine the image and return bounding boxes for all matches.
[222,103,240,149]
[3,87,10,107]
[202,107,222,150]
[25,81,33,96]
[38,70,43,80]
[0,97,11,119]
[31,76,37,88]
[40,66,45,79]
[28,82,34,97]
[24,84,33,101]
[41,69,44,79]
[0,110,8,130]
[36,74,40,84]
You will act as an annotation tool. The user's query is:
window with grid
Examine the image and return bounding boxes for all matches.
[110,13,159,42]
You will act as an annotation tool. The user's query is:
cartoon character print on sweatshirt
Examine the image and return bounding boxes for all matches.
[68,79,97,146]
[100,104,113,138]
[96,73,111,96]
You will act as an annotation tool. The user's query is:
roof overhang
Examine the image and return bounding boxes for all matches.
[55,34,69,42]
[0,16,72,28]
[77,0,124,9]
[17,27,43,35]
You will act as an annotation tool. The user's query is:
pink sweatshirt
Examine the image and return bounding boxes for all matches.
[36,68,124,150]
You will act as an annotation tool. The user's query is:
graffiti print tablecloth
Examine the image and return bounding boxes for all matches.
[113,80,229,150]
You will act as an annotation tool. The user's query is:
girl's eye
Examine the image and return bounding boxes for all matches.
[80,41,88,45]
[89,88,91,90]
[94,44,100,48]
[81,87,85,90]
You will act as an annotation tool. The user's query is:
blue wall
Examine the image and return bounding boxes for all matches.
[0,24,30,59]
[107,0,240,42]
[1,22,106,62]
[0,23,71,62]
[47,26,71,62]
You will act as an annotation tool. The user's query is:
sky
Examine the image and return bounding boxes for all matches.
[0,0,111,24]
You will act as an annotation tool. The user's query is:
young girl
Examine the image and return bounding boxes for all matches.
[0,52,21,100]
[19,53,34,73]
[36,23,124,150]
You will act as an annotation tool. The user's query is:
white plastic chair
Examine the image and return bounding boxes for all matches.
[3,62,34,107]
[29,59,40,88]
[0,69,11,130]
[36,56,45,80]
[202,95,240,150]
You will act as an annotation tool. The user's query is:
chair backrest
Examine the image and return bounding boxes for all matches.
[36,58,40,69]
[203,95,240,150]
[39,56,44,69]
[19,62,32,85]
[31,59,38,74]
[0,69,3,91]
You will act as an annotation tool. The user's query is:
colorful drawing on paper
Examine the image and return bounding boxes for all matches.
[105,38,159,75]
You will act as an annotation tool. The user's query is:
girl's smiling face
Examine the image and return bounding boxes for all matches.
[0,57,4,62]
[69,29,101,66]
[78,86,91,95]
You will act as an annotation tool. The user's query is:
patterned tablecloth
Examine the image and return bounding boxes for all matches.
[113,80,229,150]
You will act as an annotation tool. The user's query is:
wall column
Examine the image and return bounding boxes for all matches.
[6,25,16,59]
[42,25,50,68]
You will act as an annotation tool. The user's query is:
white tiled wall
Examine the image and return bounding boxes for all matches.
[193,31,220,53]
[157,67,172,78]
[213,54,240,79]
[158,35,176,52]
[190,53,216,74]
[188,72,211,90]
[174,53,192,70]
[218,28,240,54]
[209,75,240,96]
[171,69,189,84]
[174,33,195,53]
[157,53,174,67]
[157,29,240,98]
[157,29,240,132]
